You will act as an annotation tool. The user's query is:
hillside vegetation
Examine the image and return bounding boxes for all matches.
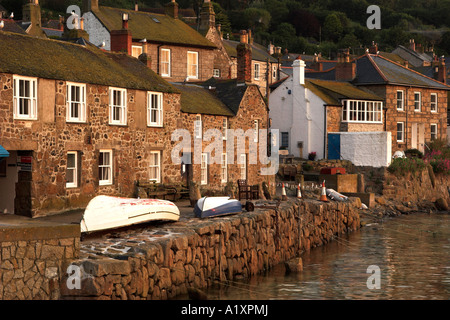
[1,0,449,58]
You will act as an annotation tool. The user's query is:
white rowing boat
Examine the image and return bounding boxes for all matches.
[81,195,180,233]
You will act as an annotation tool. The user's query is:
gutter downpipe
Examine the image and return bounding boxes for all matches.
[324,104,327,159]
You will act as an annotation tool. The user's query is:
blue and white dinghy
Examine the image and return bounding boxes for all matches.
[81,195,180,233]
[194,196,242,218]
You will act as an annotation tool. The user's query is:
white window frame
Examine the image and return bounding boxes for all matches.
[396,122,404,142]
[254,63,260,80]
[414,92,421,112]
[396,90,404,111]
[160,48,171,77]
[253,120,259,142]
[239,153,247,180]
[66,82,86,123]
[147,91,163,127]
[99,149,113,186]
[222,118,228,140]
[66,151,78,188]
[221,153,227,183]
[187,51,199,79]
[272,65,277,80]
[213,68,220,78]
[195,114,202,139]
[13,75,37,120]
[430,93,437,113]
[131,45,143,59]
[430,123,437,140]
[342,100,383,123]
[149,151,161,183]
[201,153,208,185]
[109,87,127,125]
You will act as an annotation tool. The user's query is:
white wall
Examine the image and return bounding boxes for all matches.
[83,12,111,50]
[333,132,392,167]
[269,60,326,159]
[269,78,294,154]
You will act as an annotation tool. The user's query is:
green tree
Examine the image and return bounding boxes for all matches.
[323,13,343,41]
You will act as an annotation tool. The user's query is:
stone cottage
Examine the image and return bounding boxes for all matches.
[306,48,450,154]
[0,30,273,217]
[270,58,385,163]
[82,0,217,83]
[196,0,280,97]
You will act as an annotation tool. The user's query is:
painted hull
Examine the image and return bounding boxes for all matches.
[81,195,180,233]
[194,196,242,218]
[326,189,348,202]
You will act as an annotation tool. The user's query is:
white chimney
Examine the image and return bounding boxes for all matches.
[292,59,306,85]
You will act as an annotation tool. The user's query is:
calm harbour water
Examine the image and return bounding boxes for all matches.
[202,212,450,300]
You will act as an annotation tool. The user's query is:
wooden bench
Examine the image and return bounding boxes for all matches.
[135,181,178,201]
[283,166,297,181]
[237,179,259,201]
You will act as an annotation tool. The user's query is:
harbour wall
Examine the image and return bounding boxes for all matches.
[59,199,361,300]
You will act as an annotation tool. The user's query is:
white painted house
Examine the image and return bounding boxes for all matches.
[270,60,328,159]
[269,59,390,166]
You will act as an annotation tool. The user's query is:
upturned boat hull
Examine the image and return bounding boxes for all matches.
[81,195,180,233]
[194,196,242,218]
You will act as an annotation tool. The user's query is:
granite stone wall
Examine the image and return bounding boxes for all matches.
[59,199,360,300]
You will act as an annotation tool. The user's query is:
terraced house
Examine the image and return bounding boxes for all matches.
[0,30,272,217]
[306,49,450,154]
[197,0,280,96]
[82,0,217,82]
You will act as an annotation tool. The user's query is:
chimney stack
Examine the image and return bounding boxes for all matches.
[409,39,415,52]
[311,53,323,71]
[292,59,306,86]
[110,13,132,55]
[165,0,179,19]
[83,0,99,13]
[335,49,356,81]
[198,0,215,33]
[236,30,252,83]
[437,56,447,84]
[369,41,378,54]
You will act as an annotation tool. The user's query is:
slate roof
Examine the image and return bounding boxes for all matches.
[0,31,177,93]
[354,54,449,89]
[306,79,383,105]
[222,39,277,63]
[92,6,216,48]
[305,54,449,90]
[0,19,27,35]
[174,83,234,116]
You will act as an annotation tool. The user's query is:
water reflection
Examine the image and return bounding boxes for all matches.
[204,213,450,300]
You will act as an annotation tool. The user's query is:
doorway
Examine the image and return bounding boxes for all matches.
[411,123,425,153]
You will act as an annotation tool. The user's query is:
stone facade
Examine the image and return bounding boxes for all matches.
[0,67,272,217]
[0,217,80,300]
[139,42,215,82]
[363,84,448,153]
[59,199,361,300]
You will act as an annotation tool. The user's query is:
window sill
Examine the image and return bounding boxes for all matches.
[99,182,113,186]
[108,123,128,127]
[66,120,87,124]
[14,116,37,121]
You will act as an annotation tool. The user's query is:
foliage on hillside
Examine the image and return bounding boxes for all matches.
[1,0,449,58]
